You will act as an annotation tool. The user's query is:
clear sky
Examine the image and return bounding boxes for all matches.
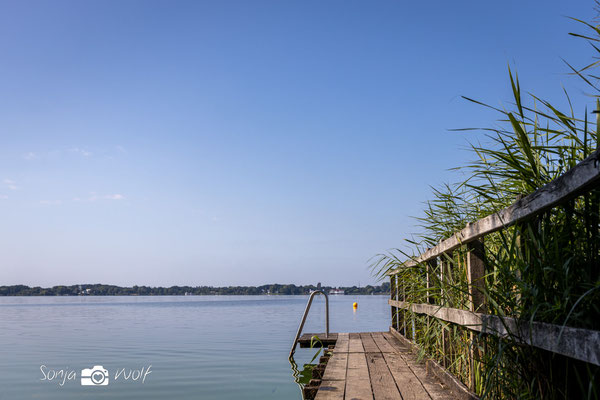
[0,0,595,287]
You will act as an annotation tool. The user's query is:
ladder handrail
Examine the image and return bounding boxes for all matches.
[289,290,329,358]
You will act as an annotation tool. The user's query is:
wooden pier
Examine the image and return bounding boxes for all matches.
[298,330,473,400]
[294,123,600,399]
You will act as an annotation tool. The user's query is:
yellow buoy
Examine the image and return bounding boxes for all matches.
[353,302,358,309]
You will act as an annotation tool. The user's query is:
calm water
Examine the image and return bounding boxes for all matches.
[0,295,390,399]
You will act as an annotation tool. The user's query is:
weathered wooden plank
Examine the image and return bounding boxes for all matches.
[298,333,338,348]
[345,352,373,399]
[388,299,600,366]
[380,331,412,355]
[322,352,348,381]
[382,352,432,400]
[371,332,397,353]
[360,332,380,353]
[366,352,402,400]
[388,149,600,273]
[387,329,478,400]
[380,332,446,399]
[348,332,365,353]
[384,332,451,400]
[314,333,462,400]
[315,379,345,400]
[335,332,349,353]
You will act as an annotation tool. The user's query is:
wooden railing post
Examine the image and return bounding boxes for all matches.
[426,261,431,304]
[467,238,486,391]
[402,283,407,336]
[426,260,434,350]
[441,254,450,368]
[467,238,486,313]
[395,275,400,332]
[411,278,416,342]
[391,275,397,331]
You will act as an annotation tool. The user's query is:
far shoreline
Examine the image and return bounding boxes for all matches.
[0,283,390,296]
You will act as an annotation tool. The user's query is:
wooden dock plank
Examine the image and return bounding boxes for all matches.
[366,352,402,400]
[312,332,461,400]
[348,332,365,353]
[298,333,338,348]
[360,332,380,353]
[315,379,345,400]
[322,352,348,381]
[381,332,413,356]
[382,332,449,400]
[382,352,432,400]
[345,352,373,399]
[335,333,350,353]
[370,332,397,353]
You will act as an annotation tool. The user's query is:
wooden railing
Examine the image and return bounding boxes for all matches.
[388,149,600,390]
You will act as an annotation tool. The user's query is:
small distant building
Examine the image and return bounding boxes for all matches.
[79,288,91,295]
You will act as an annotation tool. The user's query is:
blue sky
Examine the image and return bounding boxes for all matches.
[0,0,595,287]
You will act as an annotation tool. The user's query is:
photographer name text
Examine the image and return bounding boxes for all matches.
[40,364,152,386]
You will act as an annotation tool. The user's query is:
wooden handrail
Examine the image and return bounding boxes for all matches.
[388,149,600,274]
[389,299,600,366]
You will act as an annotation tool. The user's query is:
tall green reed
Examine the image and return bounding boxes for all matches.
[372,13,600,400]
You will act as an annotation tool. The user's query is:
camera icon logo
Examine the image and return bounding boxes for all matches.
[81,365,109,386]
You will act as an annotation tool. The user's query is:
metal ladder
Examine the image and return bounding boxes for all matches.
[289,290,329,358]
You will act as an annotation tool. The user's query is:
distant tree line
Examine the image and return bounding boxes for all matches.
[0,282,390,296]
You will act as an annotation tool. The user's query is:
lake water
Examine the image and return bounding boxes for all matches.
[0,295,390,399]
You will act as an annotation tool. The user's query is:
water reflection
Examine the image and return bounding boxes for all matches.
[289,356,315,398]
[288,347,323,399]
